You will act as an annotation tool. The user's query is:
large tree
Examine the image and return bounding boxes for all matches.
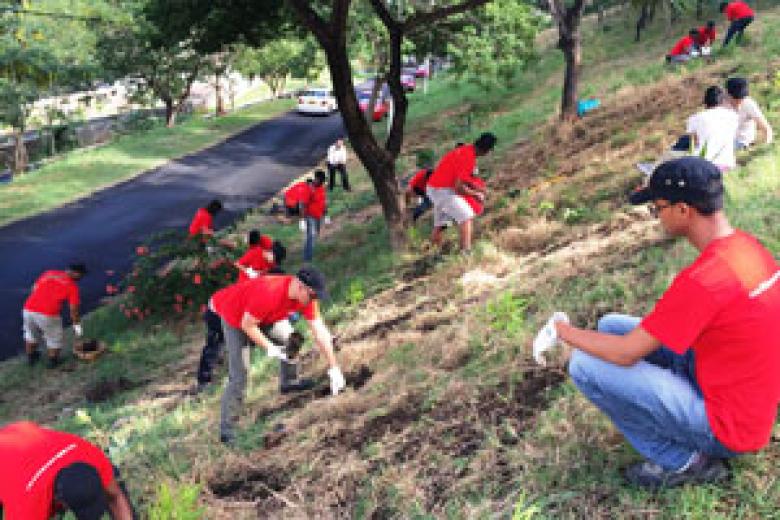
[546,0,585,120]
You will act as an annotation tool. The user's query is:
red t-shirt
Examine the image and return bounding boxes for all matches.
[284,182,312,208]
[236,242,275,282]
[725,1,754,20]
[669,35,695,56]
[696,26,717,45]
[305,185,327,219]
[408,169,430,193]
[462,176,486,215]
[0,421,114,520]
[188,208,213,237]
[212,275,318,329]
[641,230,780,452]
[427,144,477,189]
[23,271,80,317]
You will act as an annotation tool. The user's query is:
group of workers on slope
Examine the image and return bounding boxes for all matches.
[666,0,755,62]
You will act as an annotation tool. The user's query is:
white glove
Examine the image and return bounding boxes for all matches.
[245,267,259,279]
[532,312,569,366]
[299,219,307,232]
[328,366,346,396]
[73,324,83,337]
[266,343,288,361]
[323,216,332,226]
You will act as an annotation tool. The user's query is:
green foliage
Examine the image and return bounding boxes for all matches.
[346,278,366,306]
[234,40,315,96]
[486,292,530,340]
[147,482,204,520]
[119,231,237,321]
[447,0,543,88]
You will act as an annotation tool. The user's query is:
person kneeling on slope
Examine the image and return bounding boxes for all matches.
[534,157,780,489]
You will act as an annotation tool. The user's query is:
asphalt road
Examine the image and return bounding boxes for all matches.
[0,111,344,360]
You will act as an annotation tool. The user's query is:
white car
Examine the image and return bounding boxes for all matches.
[297,88,338,115]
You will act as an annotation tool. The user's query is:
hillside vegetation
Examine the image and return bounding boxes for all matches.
[1,4,779,518]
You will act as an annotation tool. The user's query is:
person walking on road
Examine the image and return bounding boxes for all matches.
[426,133,496,252]
[720,1,754,46]
[23,263,87,368]
[327,138,350,191]
[208,267,346,445]
[303,170,327,263]
[534,157,780,489]
[0,421,135,519]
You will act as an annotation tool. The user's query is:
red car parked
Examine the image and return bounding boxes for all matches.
[357,91,389,121]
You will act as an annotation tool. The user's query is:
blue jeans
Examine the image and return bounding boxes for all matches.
[568,313,737,470]
[723,16,753,46]
[303,216,321,262]
[412,195,433,221]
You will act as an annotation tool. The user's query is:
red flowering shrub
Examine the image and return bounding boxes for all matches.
[120,231,237,321]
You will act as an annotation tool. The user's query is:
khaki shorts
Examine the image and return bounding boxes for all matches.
[22,310,64,351]
[426,187,475,227]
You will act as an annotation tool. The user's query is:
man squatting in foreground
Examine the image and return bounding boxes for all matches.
[534,157,780,488]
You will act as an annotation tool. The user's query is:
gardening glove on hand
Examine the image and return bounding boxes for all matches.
[328,366,346,396]
[266,343,288,362]
[245,267,259,279]
[532,312,569,366]
[73,324,83,338]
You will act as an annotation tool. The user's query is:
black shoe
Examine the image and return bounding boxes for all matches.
[280,378,316,394]
[624,454,730,489]
[46,356,61,369]
[27,351,41,366]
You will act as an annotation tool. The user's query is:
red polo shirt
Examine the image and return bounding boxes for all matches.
[236,242,275,282]
[23,271,79,317]
[188,208,213,237]
[696,26,717,45]
[0,421,114,520]
[724,1,753,20]
[211,275,318,329]
[462,176,486,215]
[641,230,780,452]
[427,144,477,189]
[284,181,312,208]
[669,35,695,56]
[305,185,327,220]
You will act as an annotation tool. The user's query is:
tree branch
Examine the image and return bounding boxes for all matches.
[368,0,399,30]
[286,0,332,45]
[404,0,492,31]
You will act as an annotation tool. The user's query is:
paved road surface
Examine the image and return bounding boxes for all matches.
[0,111,344,360]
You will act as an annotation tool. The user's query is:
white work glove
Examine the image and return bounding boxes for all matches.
[73,324,83,338]
[245,267,259,279]
[266,343,288,361]
[323,216,332,226]
[328,366,346,396]
[299,219,307,233]
[532,312,569,366]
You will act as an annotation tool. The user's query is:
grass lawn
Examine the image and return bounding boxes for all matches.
[0,98,294,227]
[1,3,779,517]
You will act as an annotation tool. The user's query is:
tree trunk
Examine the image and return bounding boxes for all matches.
[367,72,383,123]
[164,99,177,127]
[696,0,703,19]
[560,35,581,121]
[215,72,225,116]
[636,5,649,42]
[12,129,28,176]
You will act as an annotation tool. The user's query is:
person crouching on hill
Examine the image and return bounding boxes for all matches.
[535,157,780,489]
[720,0,754,47]
[665,29,700,63]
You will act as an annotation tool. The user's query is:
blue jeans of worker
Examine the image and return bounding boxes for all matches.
[412,195,433,221]
[197,309,224,385]
[568,313,737,470]
[724,16,753,46]
[303,216,321,262]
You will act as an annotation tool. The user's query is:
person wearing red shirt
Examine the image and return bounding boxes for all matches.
[426,133,496,251]
[405,168,434,221]
[283,179,313,217]
[188,199,223,238]
[23,264,87,368]
[696,21,717,47]
[720,1,754,46]
[303,170,327,262]
[0,421,134,519]
[543,158,780,489]
[209,267,346,444]
[665,29,700,63]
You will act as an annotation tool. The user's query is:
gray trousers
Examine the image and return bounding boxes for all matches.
[219,319,293,438]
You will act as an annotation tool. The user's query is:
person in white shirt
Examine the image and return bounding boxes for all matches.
[725,77,774,149]
[686,86,739,171]
[326,138,350,191]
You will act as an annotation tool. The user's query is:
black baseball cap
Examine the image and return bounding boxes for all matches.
[296,266,329,300]
[629,157,724,206]
[54,463,108,520]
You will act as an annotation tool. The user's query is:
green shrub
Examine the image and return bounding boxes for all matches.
[147,482,204,520]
